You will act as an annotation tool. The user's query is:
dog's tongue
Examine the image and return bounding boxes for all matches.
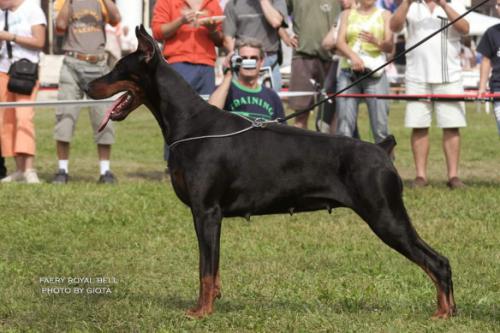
[97,108,113,132]
[98,97,122,132]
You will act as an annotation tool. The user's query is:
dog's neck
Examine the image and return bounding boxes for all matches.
[146,61,215,144]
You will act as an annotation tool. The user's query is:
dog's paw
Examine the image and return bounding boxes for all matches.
[185,306,213,319]
[431,308,455,320]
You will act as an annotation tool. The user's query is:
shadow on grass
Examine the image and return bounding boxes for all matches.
[402,178,500,189]
[140,292,498,324]
[125,171,166,181]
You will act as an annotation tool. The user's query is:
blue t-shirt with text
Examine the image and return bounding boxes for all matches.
[224,80,285,121]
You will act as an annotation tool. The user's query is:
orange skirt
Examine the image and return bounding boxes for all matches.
[0,72,39,157]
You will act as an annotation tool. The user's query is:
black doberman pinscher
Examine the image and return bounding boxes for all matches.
[87,26,456,319]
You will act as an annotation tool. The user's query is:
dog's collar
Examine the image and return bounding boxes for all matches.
[169,117,277,150]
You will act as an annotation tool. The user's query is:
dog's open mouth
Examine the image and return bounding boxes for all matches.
[98,91,134,132]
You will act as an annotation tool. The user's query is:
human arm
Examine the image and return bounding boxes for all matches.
[478,56,491,96]
[55,0,71,33]
[435,0,469,35]
[102,0,121,26]
[0,24,46,50]
[151,0,197,41]
[335,10,364,71]
[389,0,413,33]
[199,18,224,47]
[260,0,284,29]
[155,13,197,40]
[279,27,298,48]
[208,70,233,109]
[321,24,338,51]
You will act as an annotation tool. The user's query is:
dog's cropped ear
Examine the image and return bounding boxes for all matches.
[135,25,157,63]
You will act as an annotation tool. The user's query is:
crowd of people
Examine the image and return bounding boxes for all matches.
[0,0,499,189]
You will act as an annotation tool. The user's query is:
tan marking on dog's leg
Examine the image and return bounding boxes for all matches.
[419,265,454,319]
[186,276,216,319]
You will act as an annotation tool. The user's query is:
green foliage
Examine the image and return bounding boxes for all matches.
[0,104,498,332]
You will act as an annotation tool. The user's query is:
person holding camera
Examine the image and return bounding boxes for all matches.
[334,0,393,145]
[390,0,469,189]
[0,0,46,184]
[209,38,285,122]
[223,0,288,92]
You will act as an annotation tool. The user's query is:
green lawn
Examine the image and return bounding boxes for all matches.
[0,103,499,332]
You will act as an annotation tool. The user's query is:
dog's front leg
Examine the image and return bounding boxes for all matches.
[186,205,222,318]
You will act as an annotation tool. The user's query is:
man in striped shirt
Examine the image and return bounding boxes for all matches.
[390,0,470,189]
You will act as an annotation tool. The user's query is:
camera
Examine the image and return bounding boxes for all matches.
[230,53,242,72]
[230,52,258,73]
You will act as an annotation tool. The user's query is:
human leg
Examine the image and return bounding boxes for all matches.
[494,100,500,136]
[433,81,466,187]
[288,57,317,129]
[54,57,85,181]
[411,128,430,182]
[335,70,360,138]
[405,81,433,184]
[365,74,390,143]
[442,128,463,188]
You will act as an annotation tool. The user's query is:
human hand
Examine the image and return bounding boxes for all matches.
[288,35,299,48]
[477,87,487,98]
[223,51,235,71]
[350,54,365,72]
[181,9,197,25]
[198,16,224,31]
[358,31,379,47]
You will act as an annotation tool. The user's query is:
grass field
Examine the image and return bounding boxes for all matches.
[0,102,499,332]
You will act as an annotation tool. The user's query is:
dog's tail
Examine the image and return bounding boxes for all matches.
[377,135,397,156]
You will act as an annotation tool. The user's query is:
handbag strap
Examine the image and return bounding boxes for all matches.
[4,10,12,59]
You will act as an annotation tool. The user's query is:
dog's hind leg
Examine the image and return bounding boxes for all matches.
[354,170,456,318]
[186,205,223,318]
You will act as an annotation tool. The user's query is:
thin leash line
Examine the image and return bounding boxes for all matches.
[280,0,491,122]
[169,117,279,149]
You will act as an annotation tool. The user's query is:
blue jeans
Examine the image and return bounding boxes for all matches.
[335,69,390,143]
[170,62,216,95]
[263,53,281,92]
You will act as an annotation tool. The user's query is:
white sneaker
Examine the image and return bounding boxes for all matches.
[24,169,41,184]
[1,171,25,183]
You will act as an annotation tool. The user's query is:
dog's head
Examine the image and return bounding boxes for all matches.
[86,25,161,131]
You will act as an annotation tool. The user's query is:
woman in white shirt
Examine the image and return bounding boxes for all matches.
[0,0,46,184]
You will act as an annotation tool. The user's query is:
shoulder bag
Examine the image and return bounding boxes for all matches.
[4,10,38,95]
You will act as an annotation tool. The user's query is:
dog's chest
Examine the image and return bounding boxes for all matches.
[170,169,190,205]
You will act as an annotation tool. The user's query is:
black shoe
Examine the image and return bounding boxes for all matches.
[53,169,69,184]
[98,171,116,184]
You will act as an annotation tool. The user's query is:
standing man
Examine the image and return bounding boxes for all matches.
[209,39,285,121]
[53,0,121,184]
[390,0,469,189]
[223,0,288,91]
[285,0,342,129]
